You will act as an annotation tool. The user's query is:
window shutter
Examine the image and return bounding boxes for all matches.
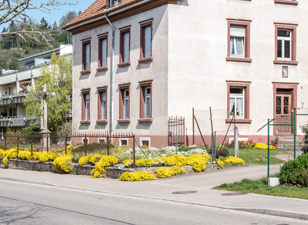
[102,39,107,67]
[144,26,151,58]
[124,32,129,62]
[230,26,245,37]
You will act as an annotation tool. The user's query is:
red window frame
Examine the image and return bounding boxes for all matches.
[118,83,130,123]
[81,38,91,74]
[118,26,131,67]
[81,88,91,124]
[139,19,153,63]
[97,86,108,124]
[97,33,108,71]
[139,80,153,123]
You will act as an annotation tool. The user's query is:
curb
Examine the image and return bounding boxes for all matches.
[1,177,307,221]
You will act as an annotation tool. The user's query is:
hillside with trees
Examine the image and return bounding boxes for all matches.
[0,11,79,73]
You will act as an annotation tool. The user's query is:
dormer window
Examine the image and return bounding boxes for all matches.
[109,0,120,8]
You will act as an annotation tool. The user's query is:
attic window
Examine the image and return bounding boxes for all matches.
[109,0,120,8]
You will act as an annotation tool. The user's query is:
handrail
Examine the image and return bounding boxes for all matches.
[257,118,275,133]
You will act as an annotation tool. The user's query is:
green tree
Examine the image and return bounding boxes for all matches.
[24,53,72,131]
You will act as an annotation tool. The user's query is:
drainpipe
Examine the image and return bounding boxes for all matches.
[105,14,115,138]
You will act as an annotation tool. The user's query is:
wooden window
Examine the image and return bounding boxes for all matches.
[274,0,298,5]
[118,27,131,66]
[226,82,251,124]
[120,139,128,146]
[81,39,91,73]
[98,34,108,70]
[81,89,91,123]
[139,20,153,62]
[97,87,108,123]
[140,137,151,148]
[139,81,153,122]
[226,20,251,63]
[274,24,297,65]
[118,84,130,123]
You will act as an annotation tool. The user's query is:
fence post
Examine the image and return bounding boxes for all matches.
[31,137,33,156]
[17,136,19,155]
[65,136,67,154]
[133,135,136,168]
[4,134,6,151]
[107,135,110,156]
[294,107,296,159]
[267,119,270,180]
[234,127,239,158]
[213,131,216,162]
[192,108,195,145]
[84,134,87,156]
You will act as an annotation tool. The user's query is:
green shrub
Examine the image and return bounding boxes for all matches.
[302,125,308,154]
[290,170,308,187]
[278,154,308,184]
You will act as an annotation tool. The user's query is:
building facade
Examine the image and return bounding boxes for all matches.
[64,0,308,148]
[0,44,72,131]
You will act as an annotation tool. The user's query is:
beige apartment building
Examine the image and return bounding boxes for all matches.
[64,0,308,148]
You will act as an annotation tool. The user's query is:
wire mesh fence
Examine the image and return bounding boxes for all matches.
[295,108,308,154]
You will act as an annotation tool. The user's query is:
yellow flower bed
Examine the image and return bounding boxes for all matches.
[120,170,157,181]
[18,151,32,160]
[217,156,245,168]
[254,143,275,150]
[0,149,4,157]
[90,155,119,178]
[78,155,92,166]
[156,166,186,178]
[53,155,73,173]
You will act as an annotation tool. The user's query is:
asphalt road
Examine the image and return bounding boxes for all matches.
[0,180,306,225]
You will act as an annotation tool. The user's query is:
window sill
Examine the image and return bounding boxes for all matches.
[273,60,298,65]
[138,56,153,63]
[96,66,108,71]
[118,61,131,67]
[226,57,252,63]
[225,118,252,124]
[274,0,298,5]
[117,119,131,123]
[80,70,91,74]
[96,120,108,124]
[80,120,91,124]
[138,118,153,123]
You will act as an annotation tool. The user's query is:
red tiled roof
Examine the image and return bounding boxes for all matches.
[64,0,139,29]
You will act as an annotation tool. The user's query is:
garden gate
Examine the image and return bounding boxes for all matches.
[168,116,185,147]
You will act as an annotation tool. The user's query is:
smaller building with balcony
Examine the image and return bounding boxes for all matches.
[0,44,72,131]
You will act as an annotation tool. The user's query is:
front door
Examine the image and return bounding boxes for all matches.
[276,94,292,133]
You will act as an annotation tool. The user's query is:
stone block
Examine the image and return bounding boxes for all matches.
[268,177,280,187]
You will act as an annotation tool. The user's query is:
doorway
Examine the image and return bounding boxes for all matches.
[276,90,292,133]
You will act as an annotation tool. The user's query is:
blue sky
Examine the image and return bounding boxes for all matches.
[1,1,94,29]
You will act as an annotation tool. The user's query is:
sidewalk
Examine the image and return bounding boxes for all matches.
[0,166,307,221]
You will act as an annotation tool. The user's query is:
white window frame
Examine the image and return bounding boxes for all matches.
[230,26,245,58]
[85,93,90,120]
[101,91,107,120]
[81,137,89,144]
[145,87,151,118]
[140,137,151,148]
[229,87,245,119]
[123,89,129,119]
[277,29,292,61]
[97,137,107,144]
[119,138,129,146]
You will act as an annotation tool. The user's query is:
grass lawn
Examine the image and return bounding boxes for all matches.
[224,147,287,165]
[214,178,308,200]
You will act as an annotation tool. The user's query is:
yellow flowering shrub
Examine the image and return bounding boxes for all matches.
[3,157,9,166]
[123,159,133,167]
[120,170,157,181]
[3,148,17,159]
[156,166,186,178]
[79,155,92,166]
[217,156,245,168]
[91,155,119,178]
[89,154,102,164]
[254,143,275,150]
[53,155,73,173]
[18,151,32,160]
[0,149,4,157]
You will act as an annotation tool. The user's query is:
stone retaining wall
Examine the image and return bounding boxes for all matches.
[0,157,218,178]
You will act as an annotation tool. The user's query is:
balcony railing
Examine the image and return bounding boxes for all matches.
[0,93,26,105]
[0,117,38,127]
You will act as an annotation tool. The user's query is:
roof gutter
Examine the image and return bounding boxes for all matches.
[63,0,152,32]
[105,14,115,138]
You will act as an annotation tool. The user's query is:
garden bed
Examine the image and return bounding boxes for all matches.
[0,157,218,178]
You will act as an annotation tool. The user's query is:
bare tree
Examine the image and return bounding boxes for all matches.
[0,0,77,47]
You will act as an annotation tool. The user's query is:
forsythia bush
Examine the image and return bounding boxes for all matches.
[217,156,245,168]
[53,155,73,173]
[120,170,157,181]
[90,154,102,164]
[90,155,119,178]
[254,143,275,150]
[156,166,186,178]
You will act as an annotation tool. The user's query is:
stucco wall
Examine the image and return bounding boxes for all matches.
[168,0,308,138]
[72,5,169,141]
